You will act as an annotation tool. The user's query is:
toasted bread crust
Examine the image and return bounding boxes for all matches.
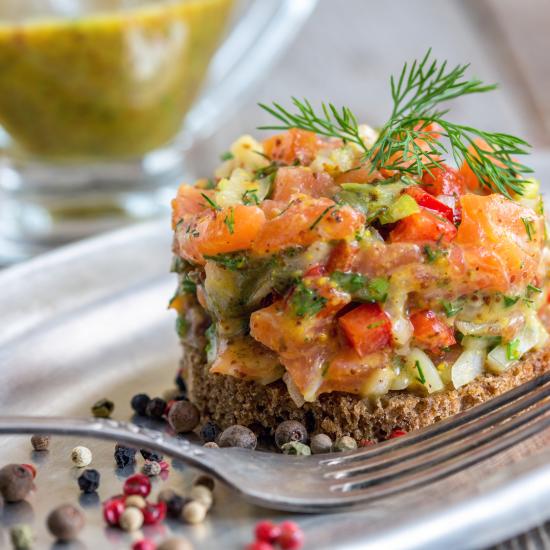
[182,336,550,441]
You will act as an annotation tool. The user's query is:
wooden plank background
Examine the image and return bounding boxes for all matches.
[190,0,550,175]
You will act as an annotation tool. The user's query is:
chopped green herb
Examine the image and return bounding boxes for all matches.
[181,275,196,294]
[330,272,389,302]
[321,362,331,378]
[423,244,446,263]
[441,299,463,317]
[220,151,234,161]
[527,283,542,294]
[330,271,365,293]
[224,207,235,234]
[254,161,280,180]
[415,360,426,384]
[170,256,190,274]
[175,317,189,338]
[205,178,217,189]
[309,205,335,230]
[367,277,390,302]
[242,188,260,205]
[506,339,520,361]
[503,295,520,307]
[291,281,327,317]
[201,192,221,211]
[521,217,535,240]
[203,253,248,270]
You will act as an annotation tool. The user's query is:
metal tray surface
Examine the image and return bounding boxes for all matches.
[2,152,550,549]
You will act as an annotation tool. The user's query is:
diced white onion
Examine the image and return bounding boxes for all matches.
[283,372,305,408]
[406,348,444,394]
[451,348,486,389]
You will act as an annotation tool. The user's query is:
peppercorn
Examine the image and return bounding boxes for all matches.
[146,397,167,420]
[174,369,188,393]
[255,520,281,543]
[142,461,161,477]
[275,421,308,450]
[158,537,194,550]
[142,501,167,525]
[358,438,376,448]
[246,542,274,550]
[166,494,188,519]
[203,442,219,449]
[131,393,151,416]
[119,507,144,532]
[77,469,100,494]
[199,421,221,443]
[71,446,92,468]
[167,401,200,433]
[124,473,151,498]
[10,524,34,550]
[218,425,257,449]
[30,434,50,452]
[91,398,114,418]
[114,444,137,468]
[133,539,157,550]
[182,500,207,524]
[389,429,407,439]
[0,464,34,502]
[310,434,333,454]
[140,449,163,462]
[125,495,147,509]
[21,464,36,479]
[47,504,85,541]
[189,485,213,510]
[193,475,215,491]
[278,520,304,550]
[281,442,311,456]
[334,436,357,452]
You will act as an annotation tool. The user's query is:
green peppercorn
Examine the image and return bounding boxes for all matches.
[91,398,114,418]
[334,436,358,452]
[10,524,34,550]
[281,442,311,456]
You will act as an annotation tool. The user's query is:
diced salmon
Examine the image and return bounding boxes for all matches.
[410,310,456,352]
[252,196,365,255]
[175,204,265,264]
[272,166,336,201]
[327,240,360,272]
[263,128,327,166]
[452,193,544,292]
[210,336,284,385]
[421,164,466,197]
[389,208,457,244]
[171,185,214,229]
[335,163,382,184]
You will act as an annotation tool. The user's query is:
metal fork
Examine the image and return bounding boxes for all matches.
[0,372,548,512]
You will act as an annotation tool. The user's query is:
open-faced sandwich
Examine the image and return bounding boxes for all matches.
[169,52,550,441]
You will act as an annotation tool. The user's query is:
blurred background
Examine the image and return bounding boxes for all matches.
[0,0,549,263]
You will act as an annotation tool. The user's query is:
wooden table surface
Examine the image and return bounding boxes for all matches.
[191,0,550,174]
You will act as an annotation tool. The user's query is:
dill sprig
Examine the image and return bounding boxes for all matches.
[258,49,532,198]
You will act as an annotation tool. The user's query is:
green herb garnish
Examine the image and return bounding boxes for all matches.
[181,275,196,294]
[224,207,235,234]
[242,188,260,205]
[441,299,463,317]
[201,193,221,211]
[521,217,535,241]
[330,272,389,303]
[330,271,365,293]
[503,295,520,307]
[527,284,542,294]
[291,281,327,317]
[175,317,189,338]
[415,360,426,384]
[506,339,520,361]
[203,252,248,270]
[220,151,234,161]
[423,244,446,263]
[309,205,335,230]
[259,49,532,198]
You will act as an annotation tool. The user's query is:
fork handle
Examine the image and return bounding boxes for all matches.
[0,415,220,476]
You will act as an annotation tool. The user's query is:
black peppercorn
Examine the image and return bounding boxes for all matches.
[199,421,221,443]
[146,397,167,420]
[77,469,100,494]
[130,393,150,416]
[274,420,308,450]
[140,449,163,462]
[114,444,137,468]
[167,494,189,518]
[91,398,114,418]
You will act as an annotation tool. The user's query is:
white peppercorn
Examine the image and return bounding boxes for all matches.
[125,495,147,509]
[119,507,144,532]
[71,446,92,468]
[182,501,207,524]
[189,485,213,510]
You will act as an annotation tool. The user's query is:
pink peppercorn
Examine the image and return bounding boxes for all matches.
[389,429,407,439]
[132,539,157,550]
[123,474,151,498]
[277,521,304,550]
[21,464,36,479]
[255,520,281,543]
[142,501,167,526]
[103,496,125,527]
[158,460,170,472]
[245,542,274,550]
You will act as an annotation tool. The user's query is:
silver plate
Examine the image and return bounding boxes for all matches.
[2,153,550,550]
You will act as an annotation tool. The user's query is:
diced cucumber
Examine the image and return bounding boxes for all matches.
[378,194,420,224]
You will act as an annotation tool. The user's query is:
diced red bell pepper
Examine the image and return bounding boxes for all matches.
[404,187,454,223]
[421,164,466,197]
[410,310,456,351]
[389,208,457,244]
[304,264,326,277]
[338,303,392,357]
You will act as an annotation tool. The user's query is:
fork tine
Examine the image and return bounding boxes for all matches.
[329,399,550,496]
[320,371,550,468]
[324,380,550,479]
